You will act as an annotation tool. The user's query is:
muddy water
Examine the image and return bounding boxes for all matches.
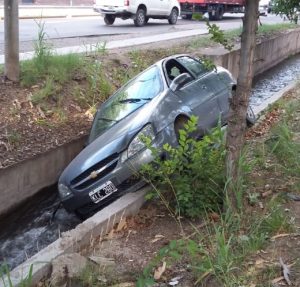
[1,53,300,270]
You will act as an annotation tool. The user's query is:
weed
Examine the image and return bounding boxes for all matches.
[7,131,22,146]
[0,263,33,287]
[83,60,112,107]
[142,116,226,218]
[257,23,297,34]
[31,78,59,105]
[268,121,300,176]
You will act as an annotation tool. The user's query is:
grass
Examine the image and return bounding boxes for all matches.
[189,22,297,50]
[21,53,84,88]
[257,22,298,34]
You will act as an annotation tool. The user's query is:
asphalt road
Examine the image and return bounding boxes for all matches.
[0,13,285,53]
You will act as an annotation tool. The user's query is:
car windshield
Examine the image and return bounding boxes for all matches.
[89,66,163,142]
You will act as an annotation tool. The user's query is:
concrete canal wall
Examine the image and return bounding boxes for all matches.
[208,28,300,79]
[0,28,300,217]
[0,137,86,217]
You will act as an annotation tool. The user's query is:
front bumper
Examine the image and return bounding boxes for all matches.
[60,146,154,214]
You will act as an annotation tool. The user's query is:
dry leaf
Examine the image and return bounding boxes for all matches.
[154,261,166,280]
[151,234,165,243]
[271,233,291,240]
[271,276,284,284]
[106,228,115,240]
[116,218,127,232]
[255,259,265,266]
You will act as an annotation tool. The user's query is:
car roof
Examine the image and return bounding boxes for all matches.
[156,54,194,67]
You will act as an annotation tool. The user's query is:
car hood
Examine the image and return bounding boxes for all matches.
[59,101,156,185]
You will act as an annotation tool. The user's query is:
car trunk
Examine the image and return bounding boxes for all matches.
[96,0,125,6]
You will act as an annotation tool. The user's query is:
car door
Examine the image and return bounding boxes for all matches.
[177,56,230,126]
[210,73,231,125]
[164,57,222,135]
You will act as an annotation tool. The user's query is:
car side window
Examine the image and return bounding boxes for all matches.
[164,59,193,84]
[177,56,207,78]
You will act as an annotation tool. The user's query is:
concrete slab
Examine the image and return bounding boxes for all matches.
[0,188,148,287]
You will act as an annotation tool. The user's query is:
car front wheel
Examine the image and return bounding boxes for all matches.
[104,15,116,25]
[246,106,256,127]
[168,8,178,25]
[134,8,146,27]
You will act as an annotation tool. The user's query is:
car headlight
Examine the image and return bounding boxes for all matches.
[58,183,72,198]
[127,124,155,159]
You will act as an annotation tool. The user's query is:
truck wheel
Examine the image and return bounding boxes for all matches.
[208,12,216,21]
[168,8,178,25]
[185,14,193,20]
[134,8,146,27]
[104,15,116,25]
[216,6,224,20]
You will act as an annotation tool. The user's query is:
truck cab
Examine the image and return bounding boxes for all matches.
[93,0,181,27]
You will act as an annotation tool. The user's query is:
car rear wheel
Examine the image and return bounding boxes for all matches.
[168,8,178,25]
[246,106,256,127]
[134,8,146,27]
[174,116,190,142]
[104,15,116,25]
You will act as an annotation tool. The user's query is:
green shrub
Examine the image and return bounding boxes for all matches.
[142,116,226,218]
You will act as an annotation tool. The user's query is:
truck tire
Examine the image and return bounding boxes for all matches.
[216,6,224,20]
[184,14,193,20]
[209,6,224,21]
[168,8,178,25]
[104,15,116,25]
[134,8,146,27]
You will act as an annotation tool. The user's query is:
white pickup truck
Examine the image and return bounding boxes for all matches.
[93,0,181,27]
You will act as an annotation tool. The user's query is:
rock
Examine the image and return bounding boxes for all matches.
[51,253,88,286]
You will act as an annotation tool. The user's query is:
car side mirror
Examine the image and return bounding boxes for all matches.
[170,73,193,92]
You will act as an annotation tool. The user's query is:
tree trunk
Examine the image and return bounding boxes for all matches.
[225,0,259,211]
[4,0,20,82]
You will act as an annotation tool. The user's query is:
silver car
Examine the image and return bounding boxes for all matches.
[58,54,255,218]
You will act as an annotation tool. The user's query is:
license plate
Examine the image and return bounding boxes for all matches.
[89,181,117,204]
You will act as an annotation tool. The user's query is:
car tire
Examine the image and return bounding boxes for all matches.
[168,8,178,25]
[134,8,147,27]
[75,209,88,220]
[246,106,256,127]
[104,15,116,25]
[174,116,190,142]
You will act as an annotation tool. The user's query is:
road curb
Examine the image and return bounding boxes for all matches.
[1,188,148,287]
[253,81,299,116]
[0,6,98,20]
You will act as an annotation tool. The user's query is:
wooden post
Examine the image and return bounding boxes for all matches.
[4,0,20,82]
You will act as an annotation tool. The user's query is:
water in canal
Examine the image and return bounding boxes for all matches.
[1,53,300,270]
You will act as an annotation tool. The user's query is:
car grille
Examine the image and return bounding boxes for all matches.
[70,153,119,190]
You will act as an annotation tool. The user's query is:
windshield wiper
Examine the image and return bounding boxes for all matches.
[97,117,118,123]
[118,98,152,104]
